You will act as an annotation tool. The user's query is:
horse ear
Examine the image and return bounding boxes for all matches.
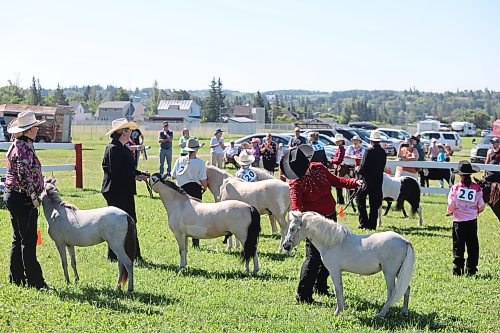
[289,210,302,220]
[53,178,57,185]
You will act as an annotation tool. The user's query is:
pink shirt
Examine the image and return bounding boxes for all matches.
[447,182,485,222]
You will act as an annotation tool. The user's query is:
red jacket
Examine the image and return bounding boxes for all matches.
[331,145,345,166]
[289,162,358,216]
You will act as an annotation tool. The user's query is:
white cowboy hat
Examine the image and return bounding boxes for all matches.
[7,111,46,134]
[351,135,361,142]
[334,133,345,142]
[184,137,204,152]
[106,118,137,136]
[235,150,255,166]
[369,131,382,142]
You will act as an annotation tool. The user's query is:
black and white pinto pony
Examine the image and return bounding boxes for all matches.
[40,179,137,292]
[379,173,423,227]
[148,174,261,274]
[283,211,415,317]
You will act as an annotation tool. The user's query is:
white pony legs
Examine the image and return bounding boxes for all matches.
[55,242,70,284]
[378,207,383,227]
[330,270,345,315]
[417,206,423,226]
[269,215,279,235]
[67,245,79,282]
[174,233,188,271]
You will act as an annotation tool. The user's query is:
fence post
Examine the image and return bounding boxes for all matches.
[75,143,83,188]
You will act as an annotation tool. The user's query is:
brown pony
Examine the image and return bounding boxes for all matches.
[475,177,500,220]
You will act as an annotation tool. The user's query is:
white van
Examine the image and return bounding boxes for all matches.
[420,131,462,151]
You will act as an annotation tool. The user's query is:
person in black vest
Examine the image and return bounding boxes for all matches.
[101,118,149,262]
[356,130,387,230]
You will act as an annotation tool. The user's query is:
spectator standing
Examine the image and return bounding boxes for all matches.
[4,111,48,290]
[427,138,439,161]
[331,133,346,205]
[357,131,387,230]
[288,127,306,147]
[437,144,447,188]
[261,133,277,174]
[484,137,500,183]
[178,128,193,157]
[210,129,225,168]
[395,137,419,179]
[345,135,366,167]
[251,138,261,167]
[444,144,453,162]
[158,121,173,177]
[308,131,328,166]
[130,128,144,168]
[447,161,485,276]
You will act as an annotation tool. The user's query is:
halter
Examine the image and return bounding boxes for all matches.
[145,178,155,198]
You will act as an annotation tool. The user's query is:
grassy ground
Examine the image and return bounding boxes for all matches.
[0,129,498,332]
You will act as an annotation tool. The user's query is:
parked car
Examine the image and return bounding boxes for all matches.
[481,129,492,137]
[470,135,494,163]
[302,129,353,146]
[420,131,462,151]
[352,128,396,156]
[348,122,378,130]
[378,128,413,151]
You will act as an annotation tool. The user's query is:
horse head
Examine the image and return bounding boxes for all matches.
[282,211,306,251]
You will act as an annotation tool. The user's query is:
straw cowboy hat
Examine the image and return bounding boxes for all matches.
[280,144,315,180]
[334,133,345,142]
[7,111,46,134]
[235,150,255,166]
[452,160,480,175]
[184,137,204,152]
[240,141,251,149]
[106,118,137,136]
[351,135,362,142]
[369,131,382,142]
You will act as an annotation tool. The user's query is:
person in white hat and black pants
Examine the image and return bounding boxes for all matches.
[4,111,48,289]
[171,137,207,248]
[102,118,149,262]
[356,131,387,230]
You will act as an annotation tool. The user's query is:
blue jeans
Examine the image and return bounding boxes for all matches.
[159,148,172,176]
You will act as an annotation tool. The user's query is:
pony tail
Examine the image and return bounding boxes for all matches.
[463,175,472,188]
[242,206,261,262]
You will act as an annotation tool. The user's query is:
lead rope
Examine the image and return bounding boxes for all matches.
[145,179,154,198]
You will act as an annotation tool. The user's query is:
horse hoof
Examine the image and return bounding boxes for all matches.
[401,309,408,315]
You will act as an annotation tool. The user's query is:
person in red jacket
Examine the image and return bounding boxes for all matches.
[331,133,346,205]
[281,144,363,304]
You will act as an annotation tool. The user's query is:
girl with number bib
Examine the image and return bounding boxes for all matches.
[171,137,207,248]
[447,161,486,276]
[235,150,258,182]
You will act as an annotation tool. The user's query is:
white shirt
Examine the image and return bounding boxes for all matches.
[171,156,207,187]
[210,136,225,154]
[236,166,258,182]
[346,145,366,159]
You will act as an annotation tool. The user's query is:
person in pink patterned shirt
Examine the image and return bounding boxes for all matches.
[3,111,48,290]
[447,161,486,276]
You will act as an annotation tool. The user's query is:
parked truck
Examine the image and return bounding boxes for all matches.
[417,120,440,133]
[451,121,476,137]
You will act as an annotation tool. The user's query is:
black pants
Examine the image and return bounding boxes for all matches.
[102,192,141,260]
[357,185,383,230]
[452,219,479,275]
[297,214,336,299]
[4,189,46,288]
[262,158,275,174]
[181,182,203,247]
[336,188,345,205]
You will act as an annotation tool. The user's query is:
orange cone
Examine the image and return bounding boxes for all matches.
[36,228,42,246]
[338,205,345,218]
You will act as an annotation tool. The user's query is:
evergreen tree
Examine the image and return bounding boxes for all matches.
[53,83,68,105]
[114,87,130,101]
[83,85,91,102]
[36,79,42,105]
[150,80,161,114]
[30,76,40,105]
[253,90,265,107]
[217,78,225,118]
[170,89,190,100]
[203,78,219,122]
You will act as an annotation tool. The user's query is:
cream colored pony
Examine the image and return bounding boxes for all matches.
[149,174,261,274]
[206,165,291,251]
[283,211,415,317]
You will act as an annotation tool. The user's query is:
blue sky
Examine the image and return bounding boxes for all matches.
[1,0,498,92]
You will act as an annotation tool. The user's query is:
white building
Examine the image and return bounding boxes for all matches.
[153,100,201,124]
[228,117,256,134]
[68,102,93,122]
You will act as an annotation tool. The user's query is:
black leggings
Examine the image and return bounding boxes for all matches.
[262,158,275,174]
[4,189,46,288]
[181,182,202,247]
[452,219,479,274]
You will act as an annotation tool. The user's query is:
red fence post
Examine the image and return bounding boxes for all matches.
[75,143,83,188]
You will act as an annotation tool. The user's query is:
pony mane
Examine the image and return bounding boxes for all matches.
[206,164,233,178]
[157,178,202,202]
[45,185,79,210]
[302,212,351,247]
[249,167,275,180]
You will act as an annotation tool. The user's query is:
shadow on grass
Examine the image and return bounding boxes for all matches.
[389,225,451,239]
[54,285,178,314]
[138,258,289,281]
[318,296,476,332]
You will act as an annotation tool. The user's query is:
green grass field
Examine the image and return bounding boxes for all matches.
[0,128,498,332]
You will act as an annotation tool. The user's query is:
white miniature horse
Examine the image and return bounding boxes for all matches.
[379,173,423,227]
[40,179,136,292]
[148,174,261,274]
[283,211,415,317]
[206,165,290,251]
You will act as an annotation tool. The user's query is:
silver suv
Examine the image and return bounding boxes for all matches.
[471,136,494,163]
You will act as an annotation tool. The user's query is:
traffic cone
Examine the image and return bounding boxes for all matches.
[338,205,345,219]
[36,228,42,246]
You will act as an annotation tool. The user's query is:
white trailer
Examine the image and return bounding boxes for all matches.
[417,120,440,132]
[451,121,476,137]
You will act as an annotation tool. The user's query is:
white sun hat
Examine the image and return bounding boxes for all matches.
[235,150,255,166]
[369,131,382,142]
[105,118,138,136]
[7,111,46,134]
[334,133,345,142]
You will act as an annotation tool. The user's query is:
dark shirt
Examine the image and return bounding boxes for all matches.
[414,143,425,161]
[310,143,328,167]
[101,139,141,195]
[261,141,277,161]
[159,130,173,150]
[289,136,306,147]
[358,143,387,188]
